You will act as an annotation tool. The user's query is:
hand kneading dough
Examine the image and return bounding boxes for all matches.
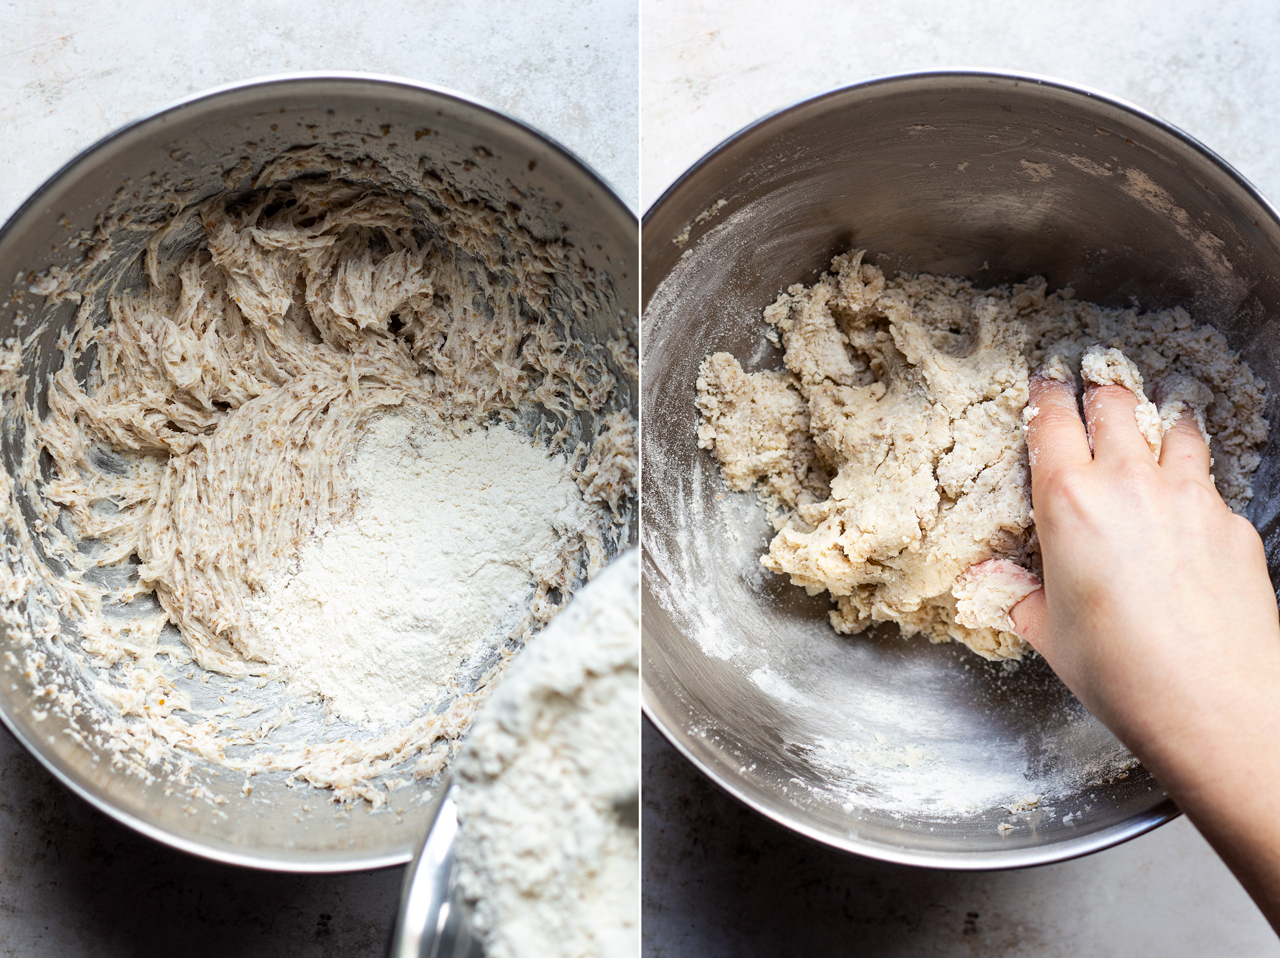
[696,251,1267,660]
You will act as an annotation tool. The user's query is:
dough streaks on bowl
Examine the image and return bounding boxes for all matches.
[0,154,636,809]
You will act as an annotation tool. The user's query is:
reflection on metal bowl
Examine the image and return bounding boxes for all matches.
[389,783,484,958]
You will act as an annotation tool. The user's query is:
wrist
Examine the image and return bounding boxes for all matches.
[1116,648,1280,806]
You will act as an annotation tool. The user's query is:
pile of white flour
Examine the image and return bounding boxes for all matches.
[244,415,589,729]
[453,548,639,958]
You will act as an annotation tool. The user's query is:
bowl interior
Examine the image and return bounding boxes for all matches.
[0,74,637,871]
[642,72,1280,867]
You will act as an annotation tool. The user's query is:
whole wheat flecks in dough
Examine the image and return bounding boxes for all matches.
[0,156,635,803]
[696,251,1267,660]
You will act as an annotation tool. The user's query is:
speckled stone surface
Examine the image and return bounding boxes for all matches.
[641,2,1280,955]
[643,721,1276,958]
[640,0,1280,211]
[0,720,405,956]
[0,3,636,956]
[0,0,638,219]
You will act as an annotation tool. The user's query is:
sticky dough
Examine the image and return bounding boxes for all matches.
[696,251,1267,660]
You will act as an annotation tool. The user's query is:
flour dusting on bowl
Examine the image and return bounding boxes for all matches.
[641,71,1280,866]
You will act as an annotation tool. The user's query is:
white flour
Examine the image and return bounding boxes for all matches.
[244,414,589,729]
[453,548,639,958]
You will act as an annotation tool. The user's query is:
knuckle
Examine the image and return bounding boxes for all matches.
[1026,408,1077,447]
[1189,481,1226,511]
[1033,467,1091,518]
[1108,462,1162,505]
[1227,511,1265,551]
[1084,384,1139,418]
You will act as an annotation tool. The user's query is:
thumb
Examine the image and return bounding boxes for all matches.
[1010,587,1050,652]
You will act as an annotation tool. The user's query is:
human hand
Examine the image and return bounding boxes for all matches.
[1012,374,1280,753]
[1011,373,1280,928]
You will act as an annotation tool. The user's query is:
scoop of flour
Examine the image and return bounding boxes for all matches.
[244,414,589,728]
[452,548,639,958]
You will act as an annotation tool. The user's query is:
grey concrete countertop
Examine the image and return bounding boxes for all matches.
[643,720,1276,957]
[0,3,635,956]
[641,1,1280,955]
[0,721,404,957]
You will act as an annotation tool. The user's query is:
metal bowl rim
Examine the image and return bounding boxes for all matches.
[641,67,1280,237]
[0,71,635,874]
[637,68,1280,869]
[641,693,1181,871]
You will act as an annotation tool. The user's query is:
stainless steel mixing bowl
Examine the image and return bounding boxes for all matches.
[642,71,1280,868]
[0,73,637,871]
[388,782,483,958]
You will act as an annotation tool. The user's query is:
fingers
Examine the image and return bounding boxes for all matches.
[1009,586,1049,651]
[954,558,1041,632]
[1158,407,1213,480]
[1025,375,1090,484]
[1082,384,1153,463]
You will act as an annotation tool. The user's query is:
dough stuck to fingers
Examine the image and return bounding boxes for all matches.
[1081,345,1164,457]
[954,558,1042,634]
[1081,344,1218,464]
[696,251,1267,661]
[1157,374,1215,447]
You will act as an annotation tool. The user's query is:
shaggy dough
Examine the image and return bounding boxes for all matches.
[697,251,1267,660]
[1079,344,1215,455]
